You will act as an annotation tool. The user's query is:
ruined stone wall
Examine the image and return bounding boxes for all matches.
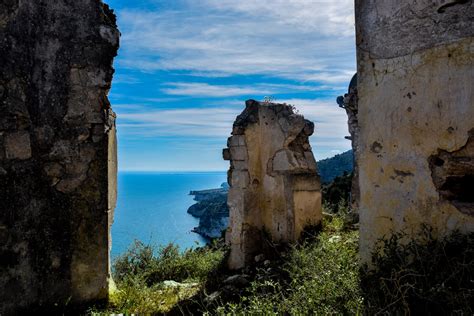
[355,0,474,262]
[224,100,321,269]
[337,74,359,212]
[0,0,119,313]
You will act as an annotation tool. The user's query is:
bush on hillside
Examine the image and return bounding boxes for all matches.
[95,241,226,314]
[94,213,474,315]
[322,171,353,213]
[217,216,363,315]
[114,241,226,285]
[362,227,474,315]
[318,150,353,183]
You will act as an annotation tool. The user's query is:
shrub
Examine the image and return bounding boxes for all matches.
[362,227,474,315]
[94,241,226,314]
[218,215,363,315]
[113,241,225,285]
[95,218,474,315]
[322,171,353,213]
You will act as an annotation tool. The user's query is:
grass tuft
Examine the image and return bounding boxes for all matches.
[217,215,363,315]
[91,241,225,314]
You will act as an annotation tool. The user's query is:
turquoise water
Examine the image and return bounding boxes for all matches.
[111,172,227,257]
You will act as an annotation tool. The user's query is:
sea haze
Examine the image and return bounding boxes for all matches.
[111,171,227,257]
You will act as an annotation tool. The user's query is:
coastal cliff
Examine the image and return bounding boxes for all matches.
[187,183,229,239]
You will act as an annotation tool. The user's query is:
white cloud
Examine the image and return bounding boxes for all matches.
[117,98,349,142]
[160,82,342,97]
[200,0,355,36]
[118,107,240,137]
[112,74,141,84]
[162,83,273,97]
[113,103,148,111]
[116,0,356,84]
[278,98,349,140]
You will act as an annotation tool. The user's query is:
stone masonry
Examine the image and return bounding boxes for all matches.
[0,0,119,313]
[337,74,359,212]
[355,0,474,263]
[224,100,322,269]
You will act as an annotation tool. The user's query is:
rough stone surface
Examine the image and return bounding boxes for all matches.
[224,100,321,269]
[0,0,119,313]
[337,74,359,212]
[356,0,474,59]
[355,0,474,263]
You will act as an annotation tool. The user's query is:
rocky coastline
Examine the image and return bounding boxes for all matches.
[187,183,229,239]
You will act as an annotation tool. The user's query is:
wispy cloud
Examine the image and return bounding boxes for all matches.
[109,0,355,169]
[113,103,148,111]
[161,83,273,97]
[112,74,142,84]
[200,0,355,36]
[160,82,342,97]
[116,0,356,84]
[278,98,349,140]
[117,98,349,144]
[118,107,239,137]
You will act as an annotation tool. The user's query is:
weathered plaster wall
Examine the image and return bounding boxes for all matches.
[355,0,474,262]
[224,100,321,269]
[0,0,119,313]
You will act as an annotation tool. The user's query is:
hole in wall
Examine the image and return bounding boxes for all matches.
[437,0,470,13]
[429,129,474,216]
[440,175,474,203]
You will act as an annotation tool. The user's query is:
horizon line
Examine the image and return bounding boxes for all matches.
[118,170,227,173]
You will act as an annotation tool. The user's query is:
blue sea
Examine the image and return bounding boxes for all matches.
[111,172,227,258]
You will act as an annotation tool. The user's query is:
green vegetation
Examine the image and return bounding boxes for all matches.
[362,227,474,315]
[216,215,362,315]
[92,213,363,315]
[92,210,474,315]
[113,241,225,285]
[322,171,353,213]
[92,241,226,314]
[318,150,353,183]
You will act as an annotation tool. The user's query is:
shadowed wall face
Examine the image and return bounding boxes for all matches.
[337,74,359,212]
[0,0,119,313]
[355,0,474,262]
[224,100,322,269]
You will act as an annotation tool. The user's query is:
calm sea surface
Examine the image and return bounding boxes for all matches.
[111,172,227,258]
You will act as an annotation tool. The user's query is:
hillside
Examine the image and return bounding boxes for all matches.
[318,150,353,183]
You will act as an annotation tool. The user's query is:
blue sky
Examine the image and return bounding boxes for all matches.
[106,0,356,171]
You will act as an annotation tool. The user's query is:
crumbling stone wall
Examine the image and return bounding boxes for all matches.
[337,74,359,212]
[224,100,321,269]
[355,0,474,262]
[0,0,119,313]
